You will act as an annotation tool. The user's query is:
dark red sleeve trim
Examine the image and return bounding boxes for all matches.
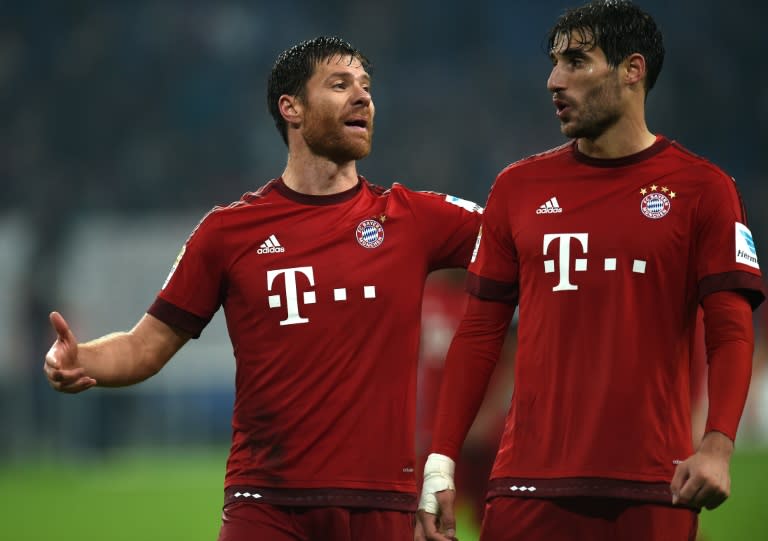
[147,297,209,339]
[698,270,766,310]
[465,271,519,305]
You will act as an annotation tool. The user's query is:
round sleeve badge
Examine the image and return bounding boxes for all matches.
[356,219,385,248]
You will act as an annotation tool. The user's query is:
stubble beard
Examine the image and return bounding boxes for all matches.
[561,76,622,140]
[303,113,374,164]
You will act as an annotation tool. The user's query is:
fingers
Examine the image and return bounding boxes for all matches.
[45,311,79,370]
[417,511,455,541]
[49,311,74,344]
[701,485,729,510]
[44,363,97,393]
[670,462,689,505]
[413,517,427,541]
[671,458,730,509]
[44,311,95,393]
[436,490,457,539]
[689,474,730,510]
[677,477,729,509]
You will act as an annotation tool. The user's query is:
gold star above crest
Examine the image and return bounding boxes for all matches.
[661,186,669,193]
[669,191,676,198]
[640,188,647,195]
[650,184,658,191]
[379,214,387,222]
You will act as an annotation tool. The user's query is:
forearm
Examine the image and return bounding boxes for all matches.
[78,330,162,386]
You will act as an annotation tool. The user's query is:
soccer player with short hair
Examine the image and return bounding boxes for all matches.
[418,2,765,540]
[43,36,482,541]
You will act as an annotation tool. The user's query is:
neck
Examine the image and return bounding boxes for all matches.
[281,149,360,196]
[576,111,656,159]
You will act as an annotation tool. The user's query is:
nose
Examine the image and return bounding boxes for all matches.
[352,83,372,108]
[547,64,564,93]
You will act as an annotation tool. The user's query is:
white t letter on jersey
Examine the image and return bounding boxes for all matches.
[267,266,315,325]
[543,233,589,291]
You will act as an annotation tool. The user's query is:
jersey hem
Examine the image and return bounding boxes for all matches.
[486,477,696,508]
[224,486,417,511]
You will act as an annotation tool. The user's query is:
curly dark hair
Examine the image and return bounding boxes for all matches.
[547,0,665,94]
[267,36,372,146]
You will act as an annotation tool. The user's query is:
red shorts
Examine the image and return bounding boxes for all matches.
[479,497,698,541]
[217,502,415,541]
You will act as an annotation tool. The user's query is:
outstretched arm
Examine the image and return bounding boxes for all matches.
[44,311,191,393]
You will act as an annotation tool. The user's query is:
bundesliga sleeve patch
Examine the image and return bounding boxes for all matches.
[735,222,759,269]
[445,194,483,214]
[162,245,186,289]
[470,226,482,263]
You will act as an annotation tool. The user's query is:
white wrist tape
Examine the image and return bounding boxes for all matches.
[418,453,456,514]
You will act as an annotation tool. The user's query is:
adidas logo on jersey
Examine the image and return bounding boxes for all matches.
[257,234,285,254]
[536,197,563,214]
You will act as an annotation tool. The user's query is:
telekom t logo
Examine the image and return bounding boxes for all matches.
[543,232,648,292]
[543,233,589,291]
[267,266,315,325]
[267,266,377,325]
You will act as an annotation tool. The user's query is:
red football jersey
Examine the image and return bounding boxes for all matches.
[148,177,481,510]
[468,137,765,502]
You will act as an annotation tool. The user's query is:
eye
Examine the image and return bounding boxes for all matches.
[332,81,346,90]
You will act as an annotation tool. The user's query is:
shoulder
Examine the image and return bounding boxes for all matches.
[664,140,735,186]
[496,142,573,185]
[209,179,282,219]
[190,179,281,237]
[384,181,483,214]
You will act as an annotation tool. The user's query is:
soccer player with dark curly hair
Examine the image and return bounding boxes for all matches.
[418,2,765,540]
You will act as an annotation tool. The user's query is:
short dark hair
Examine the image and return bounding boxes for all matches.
[547,0,665,94]
[267,36,372,145]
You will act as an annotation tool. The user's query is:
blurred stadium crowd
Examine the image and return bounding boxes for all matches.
[0,0,766,468]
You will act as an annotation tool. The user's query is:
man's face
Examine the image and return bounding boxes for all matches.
[546,30,623,140]
[298,54,374,163]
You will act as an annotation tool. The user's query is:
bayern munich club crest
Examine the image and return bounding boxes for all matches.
[639,184,675,219]
[356,219,385,248]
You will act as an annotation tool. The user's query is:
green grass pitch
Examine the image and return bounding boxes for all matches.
[0,448,764,540]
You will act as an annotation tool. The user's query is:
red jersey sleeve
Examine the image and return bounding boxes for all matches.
[694,171,765,309]
[400,187,482,270]
[148,209,227,337]
[465,176,519,304]
[702,291,754,441]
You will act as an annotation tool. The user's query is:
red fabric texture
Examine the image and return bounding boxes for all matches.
[431,296,515,459]
[702,291,754,440]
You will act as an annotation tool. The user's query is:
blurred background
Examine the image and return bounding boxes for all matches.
[1,0,766,539]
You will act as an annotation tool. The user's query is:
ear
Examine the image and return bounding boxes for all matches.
[278,94,303,129]
[623,53,647,88]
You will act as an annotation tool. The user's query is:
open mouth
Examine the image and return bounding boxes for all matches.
[344,118,368,129]
[553,99,570,118]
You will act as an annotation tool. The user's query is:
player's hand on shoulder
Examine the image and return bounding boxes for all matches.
[671,431,733,509]
[418,453,459,541]
[44,311,96,393]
